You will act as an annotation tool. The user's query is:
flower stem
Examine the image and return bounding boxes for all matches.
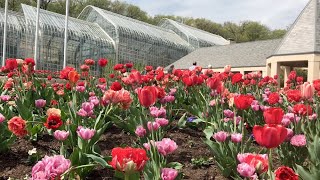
[268,149,274,180]
[124,174,130,180]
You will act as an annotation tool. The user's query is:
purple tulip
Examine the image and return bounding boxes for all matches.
[213,131,228,142]
[135,126,147,137]
[161,168,178,180]
[35,99,46,108]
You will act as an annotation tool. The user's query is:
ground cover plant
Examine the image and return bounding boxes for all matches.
[0,58,319,180]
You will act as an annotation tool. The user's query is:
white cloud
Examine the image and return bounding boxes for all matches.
[123,0,309,29]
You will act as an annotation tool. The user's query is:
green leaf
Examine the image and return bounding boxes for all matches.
[84,153,111,168]
[203,127,214,140]
[296,164,317,180]
[177,113,186,128]
[167,162,183,170]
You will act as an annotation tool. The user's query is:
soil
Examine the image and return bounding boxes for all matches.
[0,126,229,180]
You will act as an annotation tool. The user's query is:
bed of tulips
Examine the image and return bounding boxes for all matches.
[0,58,320,180]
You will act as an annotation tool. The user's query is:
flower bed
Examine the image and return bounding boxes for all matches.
[0,58,319,180]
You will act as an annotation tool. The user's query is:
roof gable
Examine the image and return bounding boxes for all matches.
[275,0,318,55]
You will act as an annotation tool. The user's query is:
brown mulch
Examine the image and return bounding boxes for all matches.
[0,126,229,180]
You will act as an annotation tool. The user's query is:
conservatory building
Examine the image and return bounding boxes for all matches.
[0,4,230,72]
[78,6,193,67]
[0,4,116,73]
[159,18,230,48]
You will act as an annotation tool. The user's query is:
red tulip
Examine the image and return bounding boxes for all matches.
[84,59,95,66]
[44,115,63,130]
[293,104,313,116]
[109,147,148,173]
[68,71,80,84]
[98,58,108,67]
[110,81,122,91]
[286,90,301,102]
[267,92,280,105]
[253,124,287,148]
[263,107,284,124]
[232,73,243,84]
[137,86,157,107]
[5,58,18,71]
[234,95,255,110]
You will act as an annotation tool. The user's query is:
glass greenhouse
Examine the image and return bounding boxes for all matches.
[0,9,28,65]
[159,18,230,48]
[78,6,193,67]
[21,4,116,72]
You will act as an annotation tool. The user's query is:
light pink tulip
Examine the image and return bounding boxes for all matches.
[231,133,242,143]
[147,121,160,131]
[300,82,314,99]
[237,163,255,177]
[155,138,178,156]
[150,106,166,118]
[54,130,69,141]
[77,127,95,140]
[290,134,306,147]
[155,118,169,127]
[32,155,71,179]
[213,131,228,142]
[224,65,231,73]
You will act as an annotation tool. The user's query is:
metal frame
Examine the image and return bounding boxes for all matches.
[78,6,193,67]
[159,18,230,48]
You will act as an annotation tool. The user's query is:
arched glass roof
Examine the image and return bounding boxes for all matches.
[78,6,192,50]
[18,4,116,73]
[0,9,29,63]
[78,6,192,67]
[159,18,230,48]
[21,4,115,45]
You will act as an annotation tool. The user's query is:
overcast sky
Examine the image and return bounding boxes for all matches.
[123,0,309,29]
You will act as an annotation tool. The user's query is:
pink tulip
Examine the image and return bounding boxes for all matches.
[54,130,69,141]
[224,65,231,73]
[231,133,242,143]
[35,99,46,108]
[76,85,86,92]
[213,131,228,142]
[147,121,160,131]
[77,127,95,140]
[82,102,94,112]
[237,163,256,177]
[135,126,147,137]
[223,109,234,118]
[155,138,178,156]
[169,88,177,96]
[161,168,178,180]
[32,155,71,179]
[285,128,294,141]
[155,118,169,127]
[150,107,166,118]
[290,134,306,147]
[89,96,100,106]
[0,95,10,101]
[300,82,314,99]
[0,113,5,123]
